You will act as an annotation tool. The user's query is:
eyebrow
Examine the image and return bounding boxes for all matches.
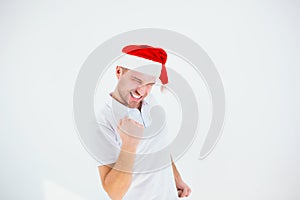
[131,76,156,85]
[131,76,143,83]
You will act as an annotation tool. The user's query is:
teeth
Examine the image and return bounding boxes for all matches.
[131,92,141,99]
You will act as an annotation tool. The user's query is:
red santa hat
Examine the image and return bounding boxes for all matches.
[119,44,168,85]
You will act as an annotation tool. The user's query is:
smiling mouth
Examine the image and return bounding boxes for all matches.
[130,92,143,101]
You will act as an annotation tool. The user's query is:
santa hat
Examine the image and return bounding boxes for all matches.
[119,45,168,85]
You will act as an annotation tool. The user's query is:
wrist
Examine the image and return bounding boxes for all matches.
[121,145,138,153]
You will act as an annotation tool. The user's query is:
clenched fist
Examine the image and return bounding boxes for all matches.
[117,116,144,153]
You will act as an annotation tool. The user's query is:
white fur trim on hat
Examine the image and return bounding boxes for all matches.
[117,53,162,77]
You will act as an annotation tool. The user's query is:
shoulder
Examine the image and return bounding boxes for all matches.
[95,95,114,126]
[144,93,158,106]
[95,96,120,142]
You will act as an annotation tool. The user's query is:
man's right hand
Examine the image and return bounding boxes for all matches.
[117,116,144,153]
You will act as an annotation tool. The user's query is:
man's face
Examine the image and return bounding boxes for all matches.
[116,66,156,109]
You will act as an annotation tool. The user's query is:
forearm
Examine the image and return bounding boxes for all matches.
[103,149,136,200]
[171,159,191,198]
[171,159,182,183]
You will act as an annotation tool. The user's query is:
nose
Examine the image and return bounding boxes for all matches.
[136,84,150,95]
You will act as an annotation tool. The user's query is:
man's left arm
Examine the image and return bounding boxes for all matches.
[171,159,191,198]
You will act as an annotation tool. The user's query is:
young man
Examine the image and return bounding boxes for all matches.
[96,45,191,199]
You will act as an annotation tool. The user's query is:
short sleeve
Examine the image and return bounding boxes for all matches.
[95,104,121,166]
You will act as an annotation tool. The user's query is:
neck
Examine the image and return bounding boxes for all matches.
[110,90,124,106]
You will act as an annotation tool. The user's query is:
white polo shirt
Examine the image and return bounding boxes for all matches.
[95,93,178,200]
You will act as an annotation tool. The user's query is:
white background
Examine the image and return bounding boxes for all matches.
[1,0,300,199]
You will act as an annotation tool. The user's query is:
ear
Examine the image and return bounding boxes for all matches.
[116,66,122,80]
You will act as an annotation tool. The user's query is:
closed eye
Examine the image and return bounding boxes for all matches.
[131,76,143,84]
[147,82,155,86]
